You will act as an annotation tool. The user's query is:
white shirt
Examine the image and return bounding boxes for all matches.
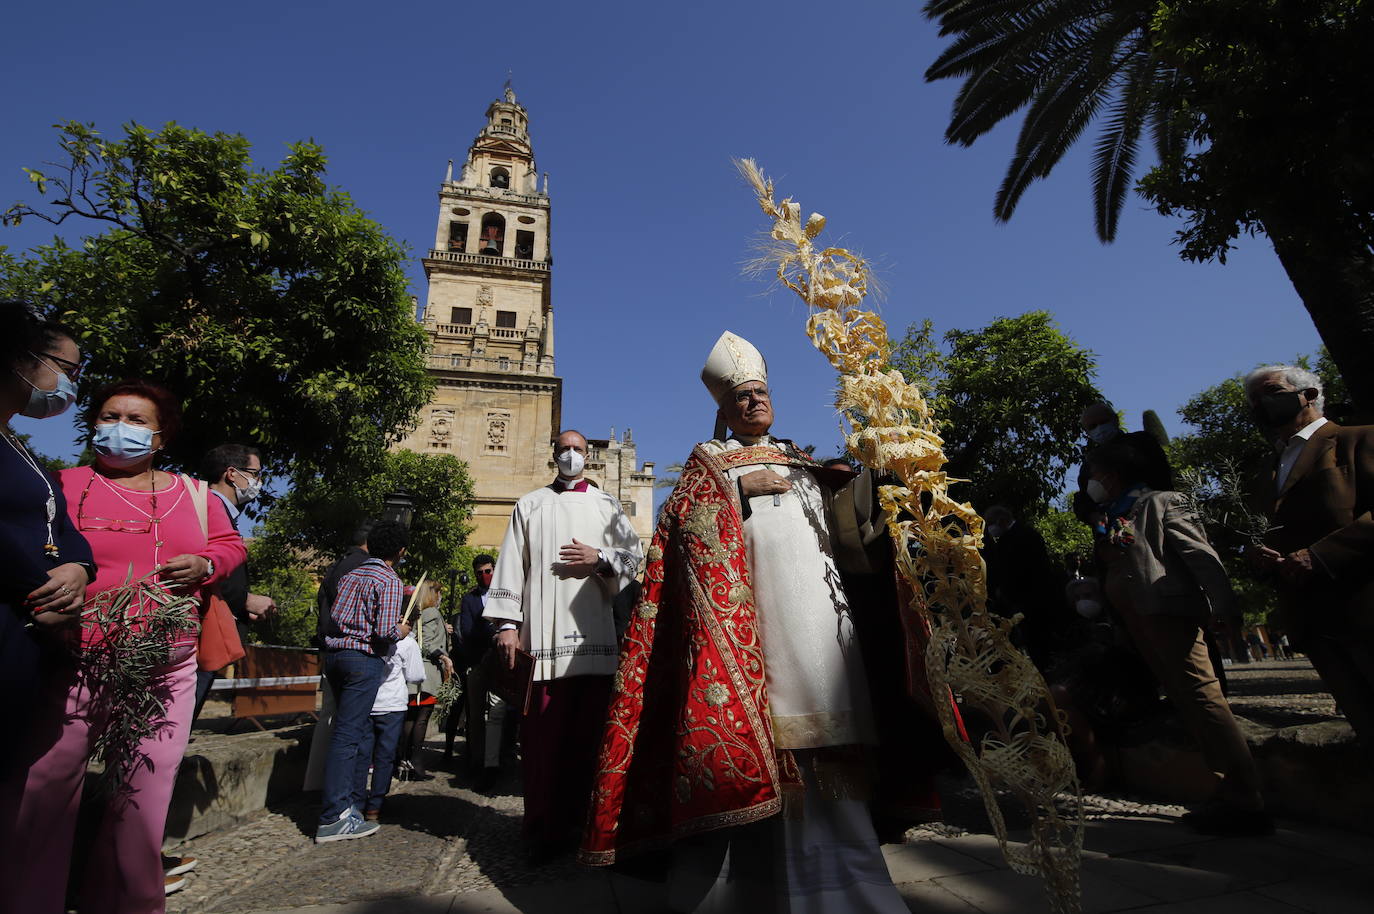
[372,635,426,714]
[209,487,241,521]
[1276,417,1328,493]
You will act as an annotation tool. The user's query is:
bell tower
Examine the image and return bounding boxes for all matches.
[400,84,562,548]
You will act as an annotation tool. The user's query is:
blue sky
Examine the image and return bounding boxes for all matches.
[3,1,1319,496]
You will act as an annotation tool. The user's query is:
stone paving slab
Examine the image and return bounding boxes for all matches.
[164,693,1372,914]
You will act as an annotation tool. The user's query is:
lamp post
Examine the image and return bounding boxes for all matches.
[381,490,416,529]
[446,566,465,620]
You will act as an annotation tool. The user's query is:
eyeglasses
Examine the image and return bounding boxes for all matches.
[232,466,263,479]
[32,350,84,382]
[75,473,158,535]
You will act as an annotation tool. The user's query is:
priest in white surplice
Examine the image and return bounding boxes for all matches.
[485,429,641,858]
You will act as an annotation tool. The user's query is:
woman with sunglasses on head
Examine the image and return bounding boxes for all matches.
[0,378,245,914]
[0,301,95,763]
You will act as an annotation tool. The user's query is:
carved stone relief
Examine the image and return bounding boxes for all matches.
[485,409,511,454]
[429,409,455,450]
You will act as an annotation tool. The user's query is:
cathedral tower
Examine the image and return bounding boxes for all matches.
[401,85,562,548]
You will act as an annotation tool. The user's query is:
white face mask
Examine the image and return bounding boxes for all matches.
[1085,479,1110,505]
[231,468,263,505]
[556,448,585,477]
[1075,599,1102,619]
[1086,422,1119,446]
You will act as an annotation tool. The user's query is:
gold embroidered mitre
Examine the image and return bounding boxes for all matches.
[701,331,767,405]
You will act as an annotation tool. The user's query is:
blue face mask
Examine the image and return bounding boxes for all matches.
[92,422,159,468]
[15,359,78,419]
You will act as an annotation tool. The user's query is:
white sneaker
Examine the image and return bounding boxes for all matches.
[164,874,187,895]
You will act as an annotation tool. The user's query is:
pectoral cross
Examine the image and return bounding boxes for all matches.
[563,632,585,643]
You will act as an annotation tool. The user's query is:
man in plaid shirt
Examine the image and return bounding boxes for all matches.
[316,520,412,843]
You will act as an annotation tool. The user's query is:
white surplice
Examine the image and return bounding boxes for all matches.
[484,483,642,682]
[704,436,876,749]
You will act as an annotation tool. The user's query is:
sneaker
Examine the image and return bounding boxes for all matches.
[164,874,187,895]
[162,855,199,877]
[315,808,381,843]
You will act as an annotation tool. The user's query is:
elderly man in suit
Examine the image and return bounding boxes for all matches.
[1246,364,1374,744]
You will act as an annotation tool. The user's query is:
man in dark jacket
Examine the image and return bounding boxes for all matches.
[192,443,275,719]
[455,553,509,788]
[317,524,372,645]
[983,504,1070,669]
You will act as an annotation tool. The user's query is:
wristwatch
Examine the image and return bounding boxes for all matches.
[203,558,216,579]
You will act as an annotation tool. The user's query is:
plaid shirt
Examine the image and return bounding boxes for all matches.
[324,558,403,655]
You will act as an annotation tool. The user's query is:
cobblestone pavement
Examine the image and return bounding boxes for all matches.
[164,660,1359,913]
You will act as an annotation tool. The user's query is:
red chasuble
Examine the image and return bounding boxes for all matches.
[580,443,801,863]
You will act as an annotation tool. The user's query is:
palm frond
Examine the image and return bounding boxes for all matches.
[1091,44,1155,240]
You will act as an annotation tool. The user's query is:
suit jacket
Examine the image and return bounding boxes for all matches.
[1255,421,1374,635]
[456,588,493,670]
[1107,489,1233,618]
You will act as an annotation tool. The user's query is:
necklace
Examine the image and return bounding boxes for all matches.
[95,470,186,521]
[2,425,60,560]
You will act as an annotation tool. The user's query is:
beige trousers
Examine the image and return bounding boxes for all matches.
[1106,570,1262,806]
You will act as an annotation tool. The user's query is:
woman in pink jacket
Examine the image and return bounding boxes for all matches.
[0,379,246,914]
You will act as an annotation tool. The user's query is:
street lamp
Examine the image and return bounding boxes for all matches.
[381,490,416,528]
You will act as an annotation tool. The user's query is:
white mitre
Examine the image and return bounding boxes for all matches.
[701,331,767,404]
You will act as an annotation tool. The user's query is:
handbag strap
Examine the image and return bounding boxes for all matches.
[181,474,209,542]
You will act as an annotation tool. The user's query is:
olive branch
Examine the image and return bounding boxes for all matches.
[78,567,201,797]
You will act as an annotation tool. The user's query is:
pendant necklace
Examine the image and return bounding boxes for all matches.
[2,425,60,560]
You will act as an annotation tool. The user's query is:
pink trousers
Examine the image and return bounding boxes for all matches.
[0,645,197,914]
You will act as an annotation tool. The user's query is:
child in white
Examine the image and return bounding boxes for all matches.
[358,633,426,819]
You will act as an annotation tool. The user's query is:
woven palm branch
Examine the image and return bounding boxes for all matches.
[736,158,1084,913]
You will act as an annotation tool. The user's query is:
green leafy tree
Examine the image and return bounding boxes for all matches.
[253,449,476,580]
[890,310,1101,518]
[0,121,433,486]
[1032,500,1095,570]
[248,559,319,648]
[922,1,1374,414]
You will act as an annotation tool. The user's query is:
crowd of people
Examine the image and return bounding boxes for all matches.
[4,295,1374,912]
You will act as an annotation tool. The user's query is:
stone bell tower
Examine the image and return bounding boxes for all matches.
[400,84,562,548]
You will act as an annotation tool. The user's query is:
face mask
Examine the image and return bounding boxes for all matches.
[1085,422,1119,446]
[1253,390,1305,428]
[15,360,78,419]
[1085,479,1110,505]
[93,422,158,468]
[1075,599,1102,619]
[556,449,585,477]
[230,469,263,505]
